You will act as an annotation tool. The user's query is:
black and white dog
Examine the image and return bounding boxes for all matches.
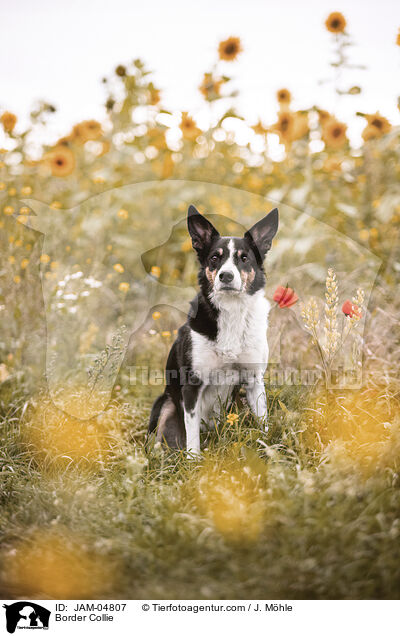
[148,205,279,455]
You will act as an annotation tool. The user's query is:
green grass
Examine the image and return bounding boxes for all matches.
[1,375,400,600]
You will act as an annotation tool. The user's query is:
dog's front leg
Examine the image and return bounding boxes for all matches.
[183,383,203,456]
[245,374,268,430]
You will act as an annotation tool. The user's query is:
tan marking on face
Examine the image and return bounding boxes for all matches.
[205,266,217,284]
[240,268,255,290]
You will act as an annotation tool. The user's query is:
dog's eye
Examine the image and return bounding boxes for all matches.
[210,254,219,263]
[241,254,248,262]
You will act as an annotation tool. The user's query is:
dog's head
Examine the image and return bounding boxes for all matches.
[187,205,278,298]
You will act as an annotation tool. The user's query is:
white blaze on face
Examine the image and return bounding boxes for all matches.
[214,239,242,292]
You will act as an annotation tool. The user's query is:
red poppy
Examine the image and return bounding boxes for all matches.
[342,300,361,318]
[273,285,299,308]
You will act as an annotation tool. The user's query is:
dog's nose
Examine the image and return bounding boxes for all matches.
[219,271,234,283]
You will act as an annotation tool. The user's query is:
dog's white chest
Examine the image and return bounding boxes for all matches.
[190,290,270,379]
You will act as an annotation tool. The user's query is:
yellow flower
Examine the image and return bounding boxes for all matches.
[325,12,347,33]
[1,111,17,133]
[276,88,291,106]
[317,109,332,125]
[199,73,223,100]
[364,112,391,135]
[396,28,400,46]
[226,413,239,424]
[50,261,59,270]
[322,119,348,149]
[50,200,62,209]
[148,86,161,105]
[8,256,15,264]
[45,146,75,177]
[161,330,171,338]
[117,208,129,219]
[251,120,268,136]
[152,311,161,320]
[8,187,17,196]
[21,185,32,195]
[113,263,124,273]
[71,120,103,144]
[19,206,30,214]
[361,125,380,142]
[40,254,51,264]
[150,265,161,278]
[14,239,22,247]
[0,183,6,191]
[180,112,201,141]
[218,36,242,61]
[20,258,29,269]
[119,282,130,293]
[92,175,105,184]
[3,205,14,216]
[14,275,21,284]
[271,111,295,146]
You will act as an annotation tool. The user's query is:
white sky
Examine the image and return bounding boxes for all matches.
[1,0,399,148]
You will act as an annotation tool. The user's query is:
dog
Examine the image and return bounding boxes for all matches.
[148,204,279,455]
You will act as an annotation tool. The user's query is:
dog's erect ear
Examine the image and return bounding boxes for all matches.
[244,208,279,263]
[187,205,219,256]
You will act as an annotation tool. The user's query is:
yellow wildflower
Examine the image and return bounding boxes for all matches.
[325,12,346,33]
[218,37,242,61]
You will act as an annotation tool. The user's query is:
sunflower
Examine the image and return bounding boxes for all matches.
[361,125,380,142]
[251,120,268,136]
[218,37,242,62]
[1,111,17,133]
[180,112,201,141]
[199,73,223,101]
[276,88,291,106]
[71,120,103,144]
[317,109,332,125]
[322,119,348,149]
[325,12,347,34]
[271,111,295,146]
[365,112,391,135]
[57,135,72,146]
[45,146,76,177]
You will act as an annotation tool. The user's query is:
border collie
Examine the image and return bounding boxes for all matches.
[148,205,279,455]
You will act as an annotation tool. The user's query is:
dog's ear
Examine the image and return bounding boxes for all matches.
[244,208,279,263]
[187,205,219,257]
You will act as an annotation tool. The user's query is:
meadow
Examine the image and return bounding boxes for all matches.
[0,17,400,599]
